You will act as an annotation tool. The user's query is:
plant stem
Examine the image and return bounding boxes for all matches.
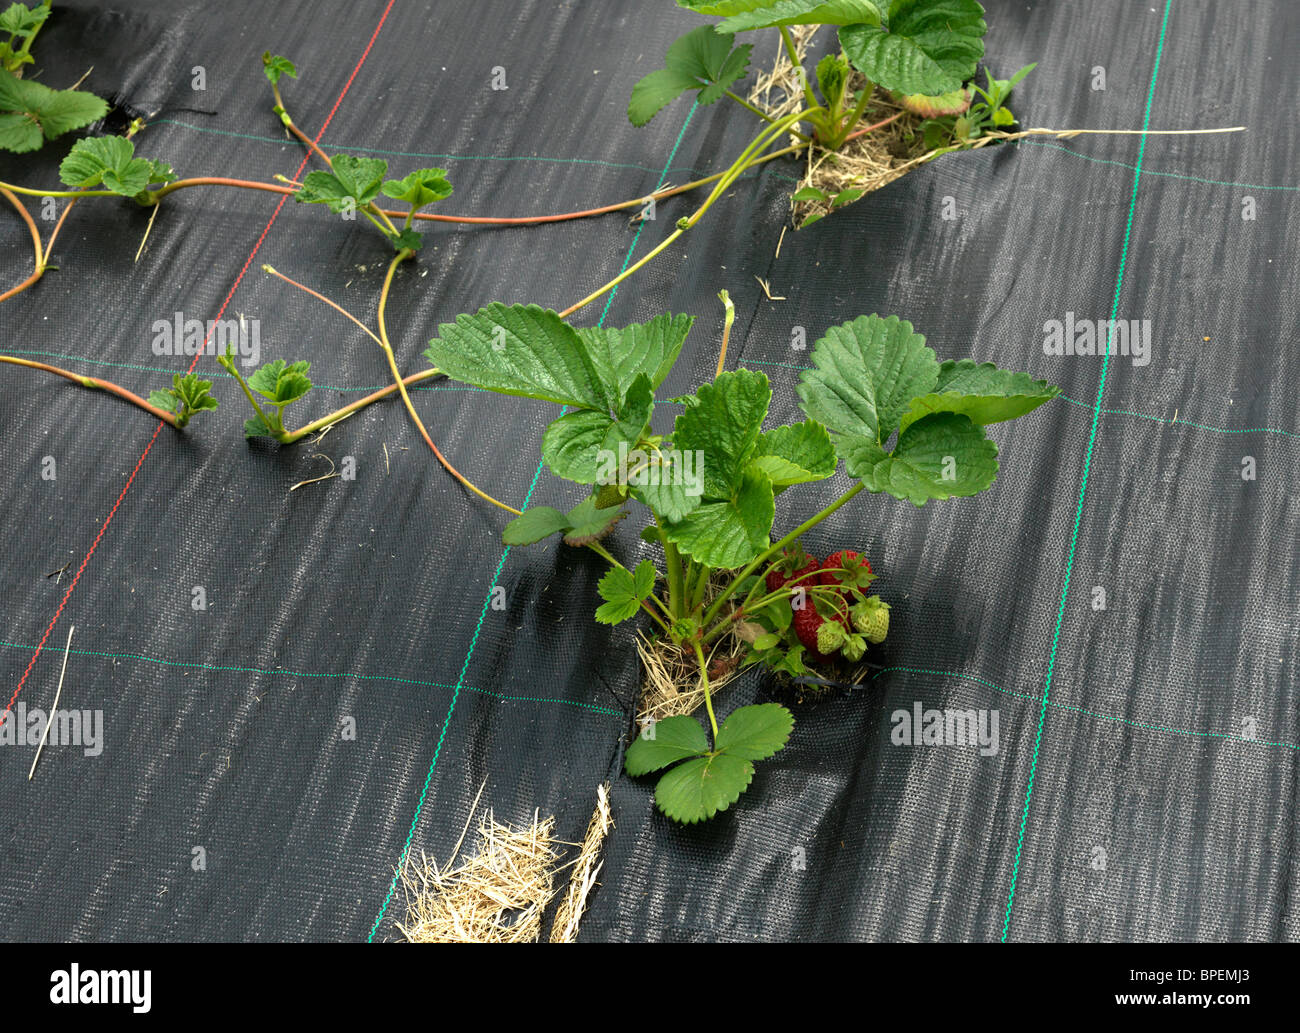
[724,89,812,140]
[280,368,443,443]
[689,564,713,612]
[220,355,280,435]
[261,264,383,346]
[0,355,179,426]
[374,250,522,515]
[779,26,819,114]
[656,521,685,619]
[829,81,876,148]
[0,185,43,302]
[701,481,866,632]
[716,288,734,377]
[693,639,719,740]
[558,109,808,319]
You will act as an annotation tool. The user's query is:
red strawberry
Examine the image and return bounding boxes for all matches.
[792,600,849,664]
[819,550,873,592]
[765,547,821,594]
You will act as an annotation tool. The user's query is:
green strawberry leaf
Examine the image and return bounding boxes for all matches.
[898,359,1059,433]
[748,419,837,489]
[629,463,704,524]
[629,25,753,127]
[715,703,795,761]
[243,413,275,439]
[839,0,986,96]
[380,167,453,210]
[673,368,771,499]
[262,52,298,86]
[425,303,617,412]
[890,85,972,116]
[625,715,710,776]
[595,559,657,624]
[662,467,774,568]
[58,135,166,195]
[295,154,388,212]
[392,228,423,251]
[654,752,754,823]
[502,506,571,546]
[796,313,939,446]
[0,68,107,153]
[676,1,885,33]
[0,3,51,36]
[816,52,851,107]
[541,373,654,484]
[574,313,694,396]
[247,359,312,406]
[563,495,626,546]
[855,411,998,504]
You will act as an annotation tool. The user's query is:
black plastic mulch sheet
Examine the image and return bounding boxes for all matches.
[0,0,1296,942]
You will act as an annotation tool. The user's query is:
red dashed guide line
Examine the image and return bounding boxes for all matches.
[3,0,397,725]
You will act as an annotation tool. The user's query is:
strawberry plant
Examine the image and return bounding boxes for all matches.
[633,1,1016,150]
[424,307,1058,823]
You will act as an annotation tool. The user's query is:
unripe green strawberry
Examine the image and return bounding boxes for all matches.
[816,617,846,654]
[840,632,866,663]
[852,596,890,644]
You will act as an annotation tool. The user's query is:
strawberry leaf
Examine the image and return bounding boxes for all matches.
[654,753,754,823]
[897,359,1059,433]
[0,3,50,36]
[796,313,939,447]
[676,1,885,33]
[856,411,999,504]
[541,372,653,484]
[262,52,297,86]
[563,496,626,546]
[574,312,694,397]
[662,467,774,568]
[594,559,657,624]
[379,167,452,210]
[295,154,388,212]
[715,703,795,761]
[248,359,312,406]
[1,68,107,153]
[502,506,571,546]
[628,25,753,127]
[425,304,617,412]
[672,368,771,498]
[625,715,710,776]
[839,0,986,96]
[59,135,169,196]
[748,419,836,489]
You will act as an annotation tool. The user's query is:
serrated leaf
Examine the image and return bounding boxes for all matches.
[0,4,50,36]
[58,135,154,195]
[542,372,653,484]
[392,228,423,251]
[243,413,274,439]
[148,388,178,414]
[0,68,107,152]
[248,359,312,406]
[563,496,626,546]
[574,312,694,396]
[677,0,884,33]
[840,0,985,96]
[796,313,939,447]
[663,467,774,568]
[673,368,771,498]
[501,506,571,546]
[654,753,754,823]
[595,559,657,624]
[380,167,453,209]
[625,715,710,776]
[629,467,703,524]
[628,25,753,126]
[816,52,850,107]
[716,703,794,761]
[855,411,998,504]
[262,53,297,86]
[425,304,616,412]
[897,359,1059,433]
[748,419,837,489]
[295,154,387,212]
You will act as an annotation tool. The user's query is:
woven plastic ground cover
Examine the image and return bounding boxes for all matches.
[1,0,1296,942]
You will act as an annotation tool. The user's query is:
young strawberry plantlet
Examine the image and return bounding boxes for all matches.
[0,1,50,74]
[425,306,1058,823]
[146,372,218,428]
